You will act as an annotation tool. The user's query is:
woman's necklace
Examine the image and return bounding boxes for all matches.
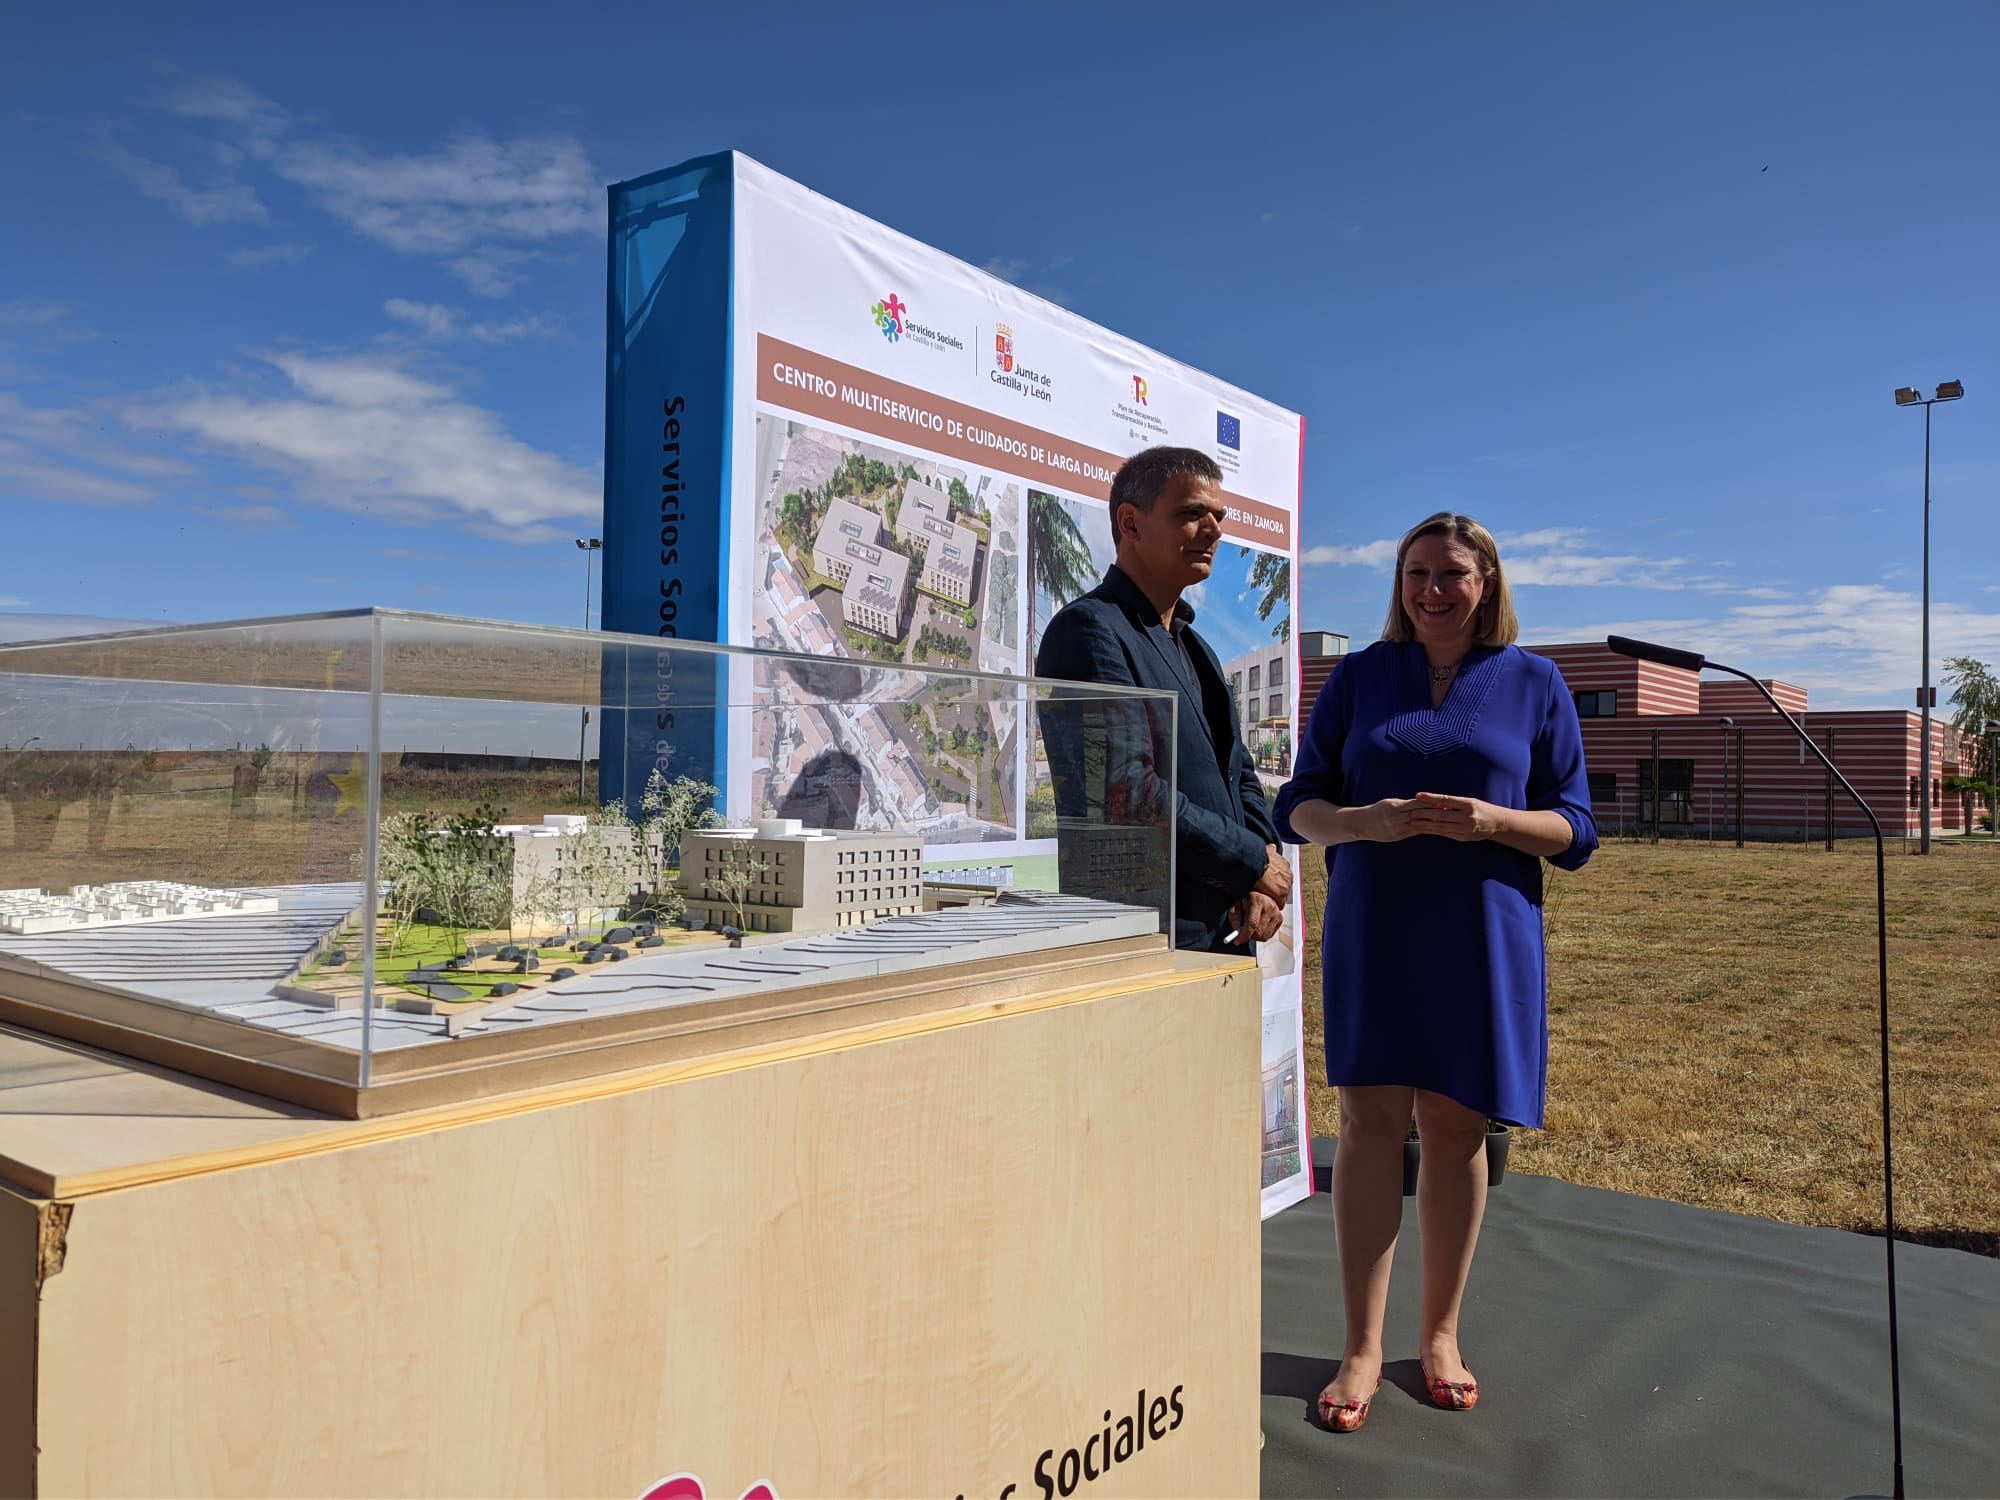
[1428,661,1459,686]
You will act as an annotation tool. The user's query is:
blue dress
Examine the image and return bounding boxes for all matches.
[1272,642,1598,1127]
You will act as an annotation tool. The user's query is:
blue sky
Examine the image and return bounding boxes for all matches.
[2,2,1994,708]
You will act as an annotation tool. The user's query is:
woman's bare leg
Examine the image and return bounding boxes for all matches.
[1413,1088,1490,1387]
[1320,1084,1414,1410]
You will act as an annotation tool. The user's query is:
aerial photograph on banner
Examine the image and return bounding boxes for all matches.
[1027,485,1296,788]
[1261,1004,1304,1192]
[749,413,1024,844]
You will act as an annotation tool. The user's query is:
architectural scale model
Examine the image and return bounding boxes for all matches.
[488,811,641,924]
[679,817,925,934]
[0,884,1159,1056]
[0,881,279,935]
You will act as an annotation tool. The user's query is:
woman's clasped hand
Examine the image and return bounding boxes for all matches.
[1355,792,1509,842]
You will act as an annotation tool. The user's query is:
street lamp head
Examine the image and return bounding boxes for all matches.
[575,537,602,551]
[1934,380,1964,402]
[1719,716,1734,727]
[1986,719,2000,734]
[1893,387,1922,406]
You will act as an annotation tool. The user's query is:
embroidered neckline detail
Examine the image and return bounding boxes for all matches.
[1385,647,1506,758]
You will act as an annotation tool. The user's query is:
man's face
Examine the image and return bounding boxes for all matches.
[1118,473,1227,596]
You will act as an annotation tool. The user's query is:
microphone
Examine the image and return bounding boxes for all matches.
[1606,634,1707,674]
[1607,637,1905,1499]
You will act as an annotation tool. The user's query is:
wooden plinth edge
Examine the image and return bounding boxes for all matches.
[4,951,1256,1201]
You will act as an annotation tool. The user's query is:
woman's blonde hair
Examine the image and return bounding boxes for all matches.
[1381,512,1519,646]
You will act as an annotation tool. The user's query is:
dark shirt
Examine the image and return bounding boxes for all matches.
[1034,564,1279,951]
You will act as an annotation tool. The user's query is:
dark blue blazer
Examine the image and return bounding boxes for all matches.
[1035,565,1279,951]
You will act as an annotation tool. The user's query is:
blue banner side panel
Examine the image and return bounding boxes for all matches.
[599,153,734,813]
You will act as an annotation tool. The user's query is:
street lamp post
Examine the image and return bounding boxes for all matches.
[1717,716,1733,845]
[1893,380,1965,854]
[575,537,602,804]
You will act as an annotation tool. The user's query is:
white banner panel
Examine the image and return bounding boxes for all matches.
[608,153,1310,1216]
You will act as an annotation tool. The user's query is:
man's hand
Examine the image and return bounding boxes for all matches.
[1252,843,1293,903]
[1408,792,1508,842]
[1226,890,1283,946]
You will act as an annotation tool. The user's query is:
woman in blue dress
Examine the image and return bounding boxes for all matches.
[1273,513,1597,1432]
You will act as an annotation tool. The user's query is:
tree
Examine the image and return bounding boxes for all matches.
[1943,655,2000,819]
[564,803,639,933]
[1027,489,1096,661]
[379,801,512,953]
[701,840,771,932]
[433,801,512,948]
[636,770,721,919]
[1242,547,1292,642]
[948,477,970,511]
[376,812,431,955]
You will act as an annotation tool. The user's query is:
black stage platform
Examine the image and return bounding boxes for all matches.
[1259,1170,2000,1498]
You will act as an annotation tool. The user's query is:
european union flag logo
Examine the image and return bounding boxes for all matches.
[1216,411,1241,451]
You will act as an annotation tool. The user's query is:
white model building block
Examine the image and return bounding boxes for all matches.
[0,882,281,935]
[680,820,924,936]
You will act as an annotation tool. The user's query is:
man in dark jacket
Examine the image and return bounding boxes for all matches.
[1035,446,1291,952]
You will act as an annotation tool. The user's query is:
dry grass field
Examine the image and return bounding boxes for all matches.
[1299,837,2000,1255]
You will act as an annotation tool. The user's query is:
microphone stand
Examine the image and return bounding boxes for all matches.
[1608,637,1902,1500]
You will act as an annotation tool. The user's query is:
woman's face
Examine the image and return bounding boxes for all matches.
[1401,532,1487,648]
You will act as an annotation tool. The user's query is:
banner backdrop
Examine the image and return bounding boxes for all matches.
[603,152,1309,1216]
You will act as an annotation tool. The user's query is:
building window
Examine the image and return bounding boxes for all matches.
[1575,690,1618,718]
[1636,759,1695,826]
[1248,665,1262,692]
[1586,772,1617,810]
[1268,658,1284,689]
[1247,696,1260,722]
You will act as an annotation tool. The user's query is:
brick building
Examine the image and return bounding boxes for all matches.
[1297,638,1980,841]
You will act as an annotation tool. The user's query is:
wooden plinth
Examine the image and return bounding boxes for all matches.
[0,950,1261,1498]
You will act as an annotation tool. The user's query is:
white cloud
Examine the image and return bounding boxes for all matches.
[1527,585,2000,709]
[129,350,599,533]
[1303,524,1752,595]
[0,439,155,505]
[85,136,269,226]
[101,76,601,296]
[189,501,291,528]
[276,133,597,261]
[383,298,561,344]
[161,75,293,146]
[466,313,562,344]
[0,298,72,328]
[0,299,102,348]
[223,242,314,271]
[384,298,461,340]
[1302,540,1397,568]
[0,394,196,508]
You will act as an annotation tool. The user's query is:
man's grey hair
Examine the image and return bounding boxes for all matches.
[1108,446,1223,517]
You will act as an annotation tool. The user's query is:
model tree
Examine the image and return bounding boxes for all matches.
[636,769,721,920]
[376,811,430,955]
[701,841,771,933]
[563,802,639,934]
[376,801,511,954]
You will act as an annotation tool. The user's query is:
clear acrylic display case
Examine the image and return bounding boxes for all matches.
[0,610,1176,1114]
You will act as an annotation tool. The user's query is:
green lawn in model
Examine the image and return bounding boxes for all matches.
[306,921,597,997]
